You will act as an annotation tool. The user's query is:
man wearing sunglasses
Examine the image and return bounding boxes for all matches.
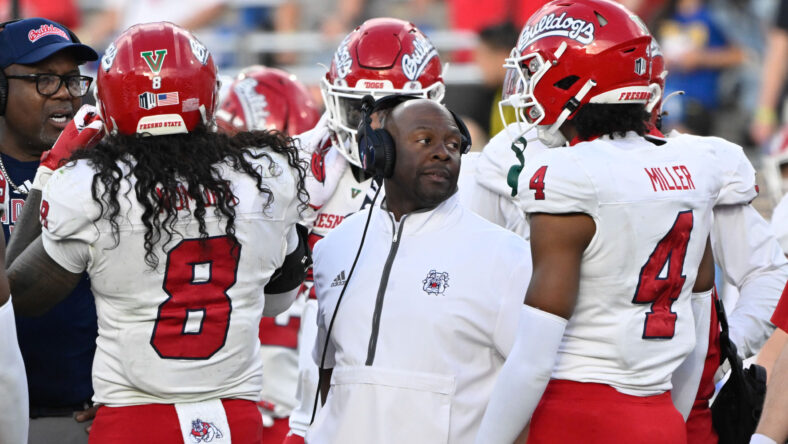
[0,17,98,444]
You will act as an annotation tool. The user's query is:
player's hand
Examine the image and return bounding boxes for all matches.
[40,104,104,171]
[74,403,101,434]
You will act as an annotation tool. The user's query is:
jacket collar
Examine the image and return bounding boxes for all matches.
[376,191,462,237]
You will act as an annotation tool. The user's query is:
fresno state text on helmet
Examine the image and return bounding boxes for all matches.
[138,120,183,130]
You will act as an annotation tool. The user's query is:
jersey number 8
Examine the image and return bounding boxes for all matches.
[150,236,240,359]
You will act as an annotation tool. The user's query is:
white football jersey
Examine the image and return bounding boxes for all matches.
[518,132,757,395]
[40,151,302,406]
[458,125,547,239]
[304,165,380,242]
[296,114,382,242]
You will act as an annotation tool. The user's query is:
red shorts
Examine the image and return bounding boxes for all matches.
[89,399,262,444]
[281,431,305,444]
[686,400,717,444]
[528,380,686,444]
[262,417,289,443]
[771,281,788,332]
[685,288,721,444]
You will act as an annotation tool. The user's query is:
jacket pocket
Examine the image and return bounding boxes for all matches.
[307,366,456,444]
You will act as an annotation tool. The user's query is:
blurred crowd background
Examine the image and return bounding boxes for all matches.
[4,0,788,215]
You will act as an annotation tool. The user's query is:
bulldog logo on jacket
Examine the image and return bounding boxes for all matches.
[422,270,449,295]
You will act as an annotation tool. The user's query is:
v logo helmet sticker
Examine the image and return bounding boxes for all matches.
[140,49,168,74]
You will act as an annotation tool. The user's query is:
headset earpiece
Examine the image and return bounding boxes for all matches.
[0,19,20,117]
[0,68,7,117]
[356,94,472,177]
[356,95,398,178]
[449,109,472,154]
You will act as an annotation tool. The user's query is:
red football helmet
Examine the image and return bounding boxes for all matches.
[216,66,320,136]
[321,17,445,166]
[500,0,653,146]
[96,22,219,136]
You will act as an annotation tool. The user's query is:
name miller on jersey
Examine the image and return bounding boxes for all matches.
[644,165,695,192]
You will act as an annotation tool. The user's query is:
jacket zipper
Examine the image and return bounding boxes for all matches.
[365,214,408,366]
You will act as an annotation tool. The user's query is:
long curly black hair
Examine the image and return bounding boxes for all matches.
[68,129,309,268]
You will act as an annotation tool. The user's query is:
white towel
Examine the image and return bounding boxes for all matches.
[174,399,232,443]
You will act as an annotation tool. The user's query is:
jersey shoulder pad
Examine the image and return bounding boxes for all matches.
[42,160,99,242]
[682,134,757,205]
[244,149,300,192]
[517,147,597,216]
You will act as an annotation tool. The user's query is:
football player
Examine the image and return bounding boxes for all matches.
[6,22,310,443]
[475,0,765,441]
[285,17,446,443]
[458,13,787,442]
[645,38,788,444]
[215,65,320,442]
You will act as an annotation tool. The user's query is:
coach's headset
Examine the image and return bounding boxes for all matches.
[309,95,472,423]
[0,19,84,116]
[356,94,472,178]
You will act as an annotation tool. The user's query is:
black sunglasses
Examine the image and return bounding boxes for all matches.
[5,73,93,97]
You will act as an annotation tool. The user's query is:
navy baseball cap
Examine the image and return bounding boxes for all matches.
[0,18,98,69]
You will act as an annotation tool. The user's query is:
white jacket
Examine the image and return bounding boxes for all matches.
[308,194,532,444]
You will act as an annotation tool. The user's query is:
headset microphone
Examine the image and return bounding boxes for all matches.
[360,94,375,116]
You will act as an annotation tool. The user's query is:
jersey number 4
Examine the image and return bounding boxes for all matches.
[632,211,693,339]
[151,236,240,359]
[529,166,548,200]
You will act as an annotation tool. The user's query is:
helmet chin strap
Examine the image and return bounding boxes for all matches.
[541,79,597,147]
[537,126,568,148]
[199,104,218,133]
[645,83,662,113]
[109,116,118,136]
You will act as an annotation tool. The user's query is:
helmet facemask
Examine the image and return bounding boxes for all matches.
[499,48,549,142]
[499,42,597,147]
